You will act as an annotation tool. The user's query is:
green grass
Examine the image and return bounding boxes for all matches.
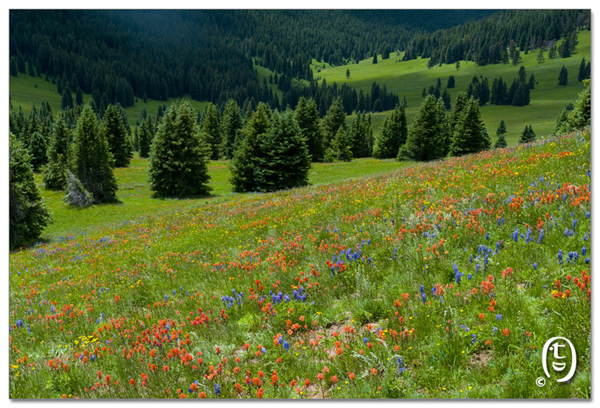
[36,156,407,238]
[319,31,591,145]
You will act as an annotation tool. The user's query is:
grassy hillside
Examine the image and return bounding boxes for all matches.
[10,131,591,398]
[9,74,209,126]
[318,31,591,145]
[35,157,407,239]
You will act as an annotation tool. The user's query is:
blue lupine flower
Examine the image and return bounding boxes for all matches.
[512,229,519,242]
[471,334,477,344]
[421,293,426,304]
[586,211,590,218]
[496,314,503,321]
[582,246,587,256]
[172,289,176,295]
[215,383,221,397]
[363,338,369,344]
[419,285,425,294]
[91,355,95,362]
[467,273,472,281]
[558,250,563,266]
[16,319,24,328]
[164,295,168,302]
[283,341,290,351]
[397,356,406,375]
[585,258,590,264]
[538,229,544,244]
[533,262,537,270]
[583,232,588,241]
[493,327,498,334]
[486,233,490,240]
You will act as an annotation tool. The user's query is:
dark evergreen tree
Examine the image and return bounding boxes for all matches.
[449,91,468,134]
[518,124,536,144]
[324,126,352,162]
[399,95,448,162]
[558,65,568,86]
[61,89,74,110]
[447,75,455,89]
[103,104,132,168]
[201,103,222,160]
[449,97,490,156]
[253,110,311,191]
[554,79,591,134]
[138,118,153,158]
[75,87,84,106]
[42,115,71,190]
[528,73,536,90]
[230,102,271,192]
[496,120,507,137]
[9,134,52,249]
[372,53,378,64]
[578,57,588,81]
[71,105,118,203]
[321,97,346,152]
[27,131,48,172]
[221,100,244,160]
[441,88,452,110]
[348,111,373,158]
[295,97,323,162]
[494,132,508,148]
[148,101,211,197]
[373,104,407,159]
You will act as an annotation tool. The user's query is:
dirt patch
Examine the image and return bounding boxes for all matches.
[468,350,492,369]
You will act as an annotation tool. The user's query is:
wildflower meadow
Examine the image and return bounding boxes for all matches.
[9,131,591,399]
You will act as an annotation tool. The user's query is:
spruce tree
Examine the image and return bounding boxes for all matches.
[201,103,222,160]
[295,97,323,162]
[71,105,118,203]
[449,97,490,156]
[348,111,373,158]
[253,110,311,192]
[221,99,243,160]
[399,95,448,162]
[230,102,271,192]
[9,134,52,249]
[441,88,452,110]
[447,75,455,89]
[578,58,587,81]
[61,89,73,110]
[528,73,536,90]
[449,92,468,134]
[373,104,407,159]
[324,126,352,162]
[558,66,568,86]
[518,124,536,144]
[27,131,48,172]
[138,118,153,158]
[42,115,71,190]
[494,133,508,148]
[103,104,132,167]
[75,87,84,106]
[10,59,18,77]
[496,120,507,137]
[149,101,211,197]
[321,97,346,153]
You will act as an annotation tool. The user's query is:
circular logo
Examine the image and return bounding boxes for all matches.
[536,377,546,387]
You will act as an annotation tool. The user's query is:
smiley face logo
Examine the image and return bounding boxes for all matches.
[542,337,577,383]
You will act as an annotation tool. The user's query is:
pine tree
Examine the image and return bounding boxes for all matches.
[449,92,468,134]
[61,89,74,110]
[441,88,452,110]
[348,111,373,158]
[230,103,271,193]
[373,104,407,159]
[75,87,84,106]
[253,110,311,192]
[537,48,545,64]
[496,120,507,137]
[295,97,323,162]
[554,79,591,135]
[578,57,588,81]
[9,133,52,249]
[201,103,222,160]
[518,124,536,144]
[449,97,490,156]
[494,133,508,148]
[558,66,568,86]
[103,104,132,167]
[528,73,536,90]
[27,131,48,172]
[373,54,378,64]
[42,115,71,190]
[71,105,118,203]
[138,118,153,158]
[221,100,243,160]
[399,95,448,162]
[149,101,211,197]
[321,97,346,152]
[447,75,455,89]
[324,126,352,162]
